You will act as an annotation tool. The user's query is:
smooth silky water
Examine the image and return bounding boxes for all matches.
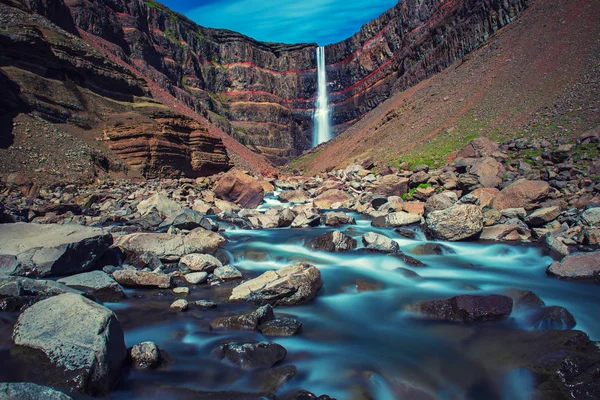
[1,192,599,399]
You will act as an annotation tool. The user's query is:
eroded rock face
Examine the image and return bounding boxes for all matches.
[11,294,127,396]
[230,263,323,306]
[0,223,112,278]
[105,111,231,178]
[36,0,526,161]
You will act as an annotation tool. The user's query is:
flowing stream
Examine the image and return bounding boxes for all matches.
[1,192,599,399]
[313,46,332,147]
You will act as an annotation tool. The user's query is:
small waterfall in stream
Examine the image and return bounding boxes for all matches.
[312,46,331,147]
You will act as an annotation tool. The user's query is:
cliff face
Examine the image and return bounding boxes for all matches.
[1,0,528,176]
[0,0,233,182]
[26,0,525,164]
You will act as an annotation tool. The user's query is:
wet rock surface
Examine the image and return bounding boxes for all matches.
[230,263,323,306]
[408,295,513,323]
[0,223,112,277]
[57,271,125,302]
[11,293,127,395]
[212,341,287,370]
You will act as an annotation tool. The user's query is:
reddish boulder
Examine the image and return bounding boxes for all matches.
[214,169,265,209]
[492,179,550,210]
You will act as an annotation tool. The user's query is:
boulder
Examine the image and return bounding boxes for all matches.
[491,179,550,210]
[361,232,399,253]
[184,272,208,284]
[0,223,112,278]
[259,317,302,337]
[525,206,561,227]
[323,211,355,226]
[547,251,600,280]
[212,341,287,370]
[480,224,531,242]
[12,294,126,395]
[112,270,171,289]
[193,300,218,309]
[425,204,484,241]
[424,193,456,215]
[313,189,351,209]
[371,211,421,228]
[371,175,409,197]
[503,289,545,311]
[409,243,455,256]
[248,214,281,229]
[524,306,576,330]
[130,341,166,369]
[160,208,216,231]
[306,231,357,252]
[0,276,84,312]
[170,299,188,311]
[408,294,513,323]
[214,169,265,209]
[211,305,274,331]
[214,265,243,280]
[179,253,223,273]
[581,208,600,227]
[230,263,322,306]
[114,229,225,262]
[0,382,73,400]
[291,209,321,228]
[136,193,181,217]
[470,157,504,188]
[468,188,500,209]
[278,190,309,203]
[57,271,125,302]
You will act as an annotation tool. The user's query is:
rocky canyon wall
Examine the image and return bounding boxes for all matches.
[4,0,528,169]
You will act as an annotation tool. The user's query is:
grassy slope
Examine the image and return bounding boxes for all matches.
[291,0,600,174]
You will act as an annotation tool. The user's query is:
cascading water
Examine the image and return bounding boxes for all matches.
[312,46,331,147]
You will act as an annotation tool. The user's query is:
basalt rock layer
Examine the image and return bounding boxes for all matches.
[2,0,528,168]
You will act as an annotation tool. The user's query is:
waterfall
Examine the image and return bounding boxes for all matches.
[312,46,331,147]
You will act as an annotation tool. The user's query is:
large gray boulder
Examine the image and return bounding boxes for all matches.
[0,276,84,312]
[114,228,226,262]
[57,271,125,302]
[12,293,127,395]
[230,263,322,306]
[0,382,73,400]
[425,204,484,241]
[0,223,112,278]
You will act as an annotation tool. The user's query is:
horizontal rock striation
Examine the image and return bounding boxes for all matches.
[104,110,230,178]
[20,0,527,163]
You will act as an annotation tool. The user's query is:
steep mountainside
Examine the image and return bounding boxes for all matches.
[292,0,600,174]
[10,0,527,165]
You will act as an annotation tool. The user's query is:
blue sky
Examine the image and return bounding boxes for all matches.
[161,0,398,45]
